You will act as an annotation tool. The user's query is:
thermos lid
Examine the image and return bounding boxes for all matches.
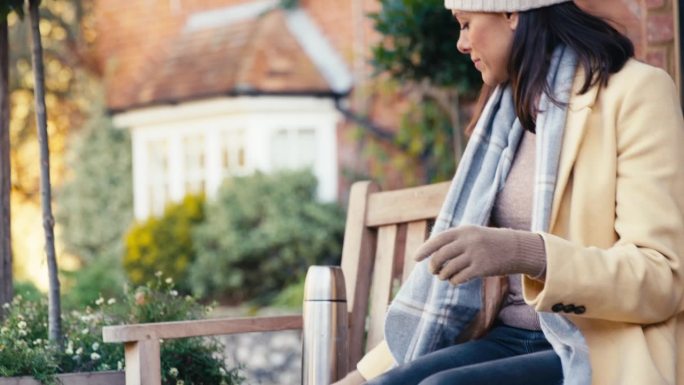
[303,266,347,301]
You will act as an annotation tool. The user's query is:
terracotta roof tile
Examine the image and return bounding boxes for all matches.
[111,9,332,111]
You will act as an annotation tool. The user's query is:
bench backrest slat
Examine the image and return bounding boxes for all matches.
[404,220,429,281]
[366,182,450,226]
[367,224,399,350]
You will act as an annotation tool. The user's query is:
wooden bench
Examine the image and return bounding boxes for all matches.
[102,180,449,384]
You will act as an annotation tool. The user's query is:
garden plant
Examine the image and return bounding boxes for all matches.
[0,273,244,385]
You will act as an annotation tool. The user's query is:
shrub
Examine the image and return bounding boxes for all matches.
[270,278,306,310]
[0,296,57,383]
[62,257,126,310]
[190,170,345,303]
[124,194,205,293]
[12,281,43,303]
[56,104,132,309]
[0,274,243,385]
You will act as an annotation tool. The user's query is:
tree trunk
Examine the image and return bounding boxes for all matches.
[28,0,61,345]
[0,18,12,319]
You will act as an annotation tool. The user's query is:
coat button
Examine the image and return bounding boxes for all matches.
[573,306,586,314]
[552,303,564,312]
[563,304,576,313]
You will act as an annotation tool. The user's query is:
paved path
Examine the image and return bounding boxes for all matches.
[221,330,302,385]
[213,307,303,385]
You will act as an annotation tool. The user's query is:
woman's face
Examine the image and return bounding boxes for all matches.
[453,11,519,86]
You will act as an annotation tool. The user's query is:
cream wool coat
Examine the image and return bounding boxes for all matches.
[357,59,684,384]
[523,58,684,384]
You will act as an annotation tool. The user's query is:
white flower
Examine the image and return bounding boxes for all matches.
[76,347,83,355]
[33,338,42,345]
[165,277,173,284]
[65,347,74,355]
[18,329,27,336]
[107,298,116,305]
[95,297,105,306]
[81,328,89,335]
[92,342,100,351]
[117,360,123,371]
[169,367,179,377]
[170,290,178,297]
[155,271,163,277]
[90,352,101,361]
[219,367,226,376]
[0,327,8,334]
[17,321,27,329]
[176,381,185,385]
[2,303,9,309]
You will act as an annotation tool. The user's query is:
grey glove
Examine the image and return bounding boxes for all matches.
[414,224,547,286]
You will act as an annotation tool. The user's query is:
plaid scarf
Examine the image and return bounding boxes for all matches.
[384,45,591,385]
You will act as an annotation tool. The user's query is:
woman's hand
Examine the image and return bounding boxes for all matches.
[332,370,366,385]
[414,225,546,286]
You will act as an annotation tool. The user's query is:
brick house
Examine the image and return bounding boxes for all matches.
[93,0,681,219]
[94,0,357,219]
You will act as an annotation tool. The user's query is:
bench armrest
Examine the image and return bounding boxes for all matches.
[102,314,302,385]
[102,314,303,342]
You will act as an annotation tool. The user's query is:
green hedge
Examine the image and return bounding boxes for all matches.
[56,105,132,308]
[190,170,345,303]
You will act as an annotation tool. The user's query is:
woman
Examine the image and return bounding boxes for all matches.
[334,1,684,384]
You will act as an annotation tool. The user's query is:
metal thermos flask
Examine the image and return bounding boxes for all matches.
[302,266,349,385]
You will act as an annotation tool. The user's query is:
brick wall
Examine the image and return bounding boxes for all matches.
[642,0,680,88]
[614,0,680,86]
[578,0,679,86]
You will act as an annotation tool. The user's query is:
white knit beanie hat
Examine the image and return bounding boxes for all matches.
[444,0,571,12]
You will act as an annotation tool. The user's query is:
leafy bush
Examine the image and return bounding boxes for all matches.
[0,274,243,385]
[56,104,133,308]
[124,195,205,293]
[12,281,43,303]
[190,170,345,303]
[56,105,133,265]
[370,0,480,91]
[0,296,57,383]
[270,278,306,310]
[62,257,126,310]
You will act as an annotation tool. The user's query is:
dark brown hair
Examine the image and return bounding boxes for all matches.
[465,2,634,134]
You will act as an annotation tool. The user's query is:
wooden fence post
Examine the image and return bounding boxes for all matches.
[124,339,161,385]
